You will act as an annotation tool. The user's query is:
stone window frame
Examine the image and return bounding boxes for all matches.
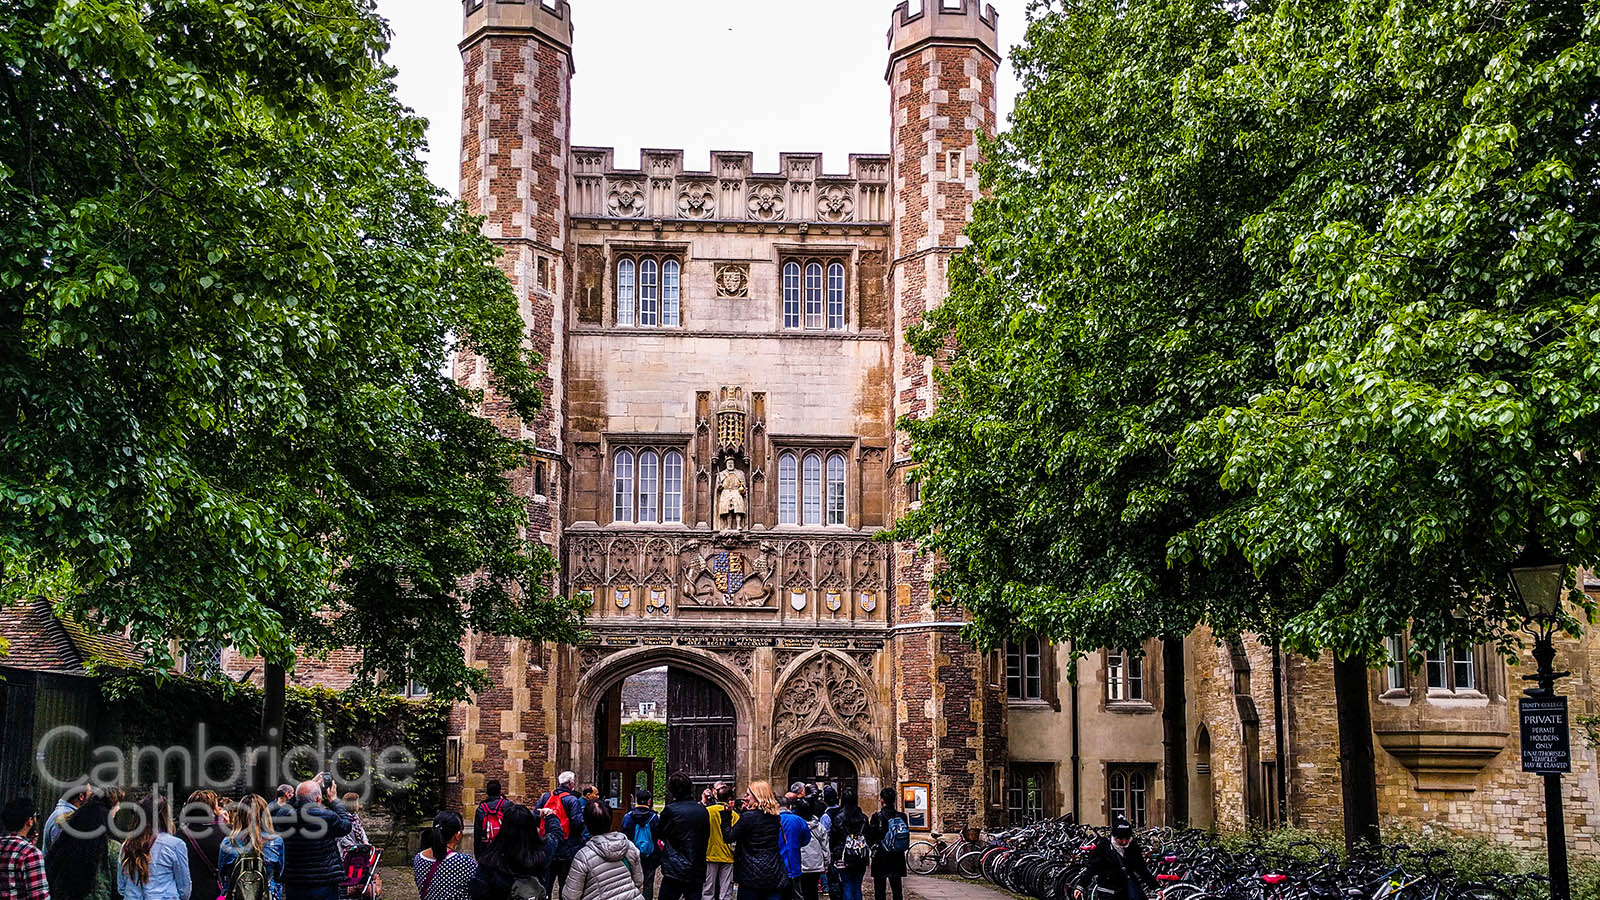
[1106,763,1155,827]
[1106,648,1144,703]
[1004,636,1043,702]
[779,255,850,333]
[604,241,690,329]
[772,442,854,529]
[606,436,691,527]
[615,255,683,328]
[1103,642,1159,713]
[1378,631,1500,703]
[1006,762,1052,826]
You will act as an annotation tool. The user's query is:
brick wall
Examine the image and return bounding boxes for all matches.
[456,17,572,809]
[887,16,1002,832]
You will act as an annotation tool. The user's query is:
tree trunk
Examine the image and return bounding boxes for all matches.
[257,661,288,793]
[1332,656,1380,854]
[1162,636,1189,827]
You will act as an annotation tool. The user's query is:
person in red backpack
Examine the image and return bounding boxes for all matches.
[536,772,589,899]
[474,782,510,860]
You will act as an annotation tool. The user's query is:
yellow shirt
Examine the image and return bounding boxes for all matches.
[704,804,739,864]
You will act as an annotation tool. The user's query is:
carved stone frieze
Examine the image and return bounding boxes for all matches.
[573,537,605,584]
[608,538,639,584]
[677,182,716,219]
[747,184,785,221]
[643,538,675,585]
[714,648,756,682]
[607,181,644,217]
[680,539,776,607]
[817,542,848,589]
[782,541,813,588]
[818,185,855,222]
[578,646,608,676]
[852,543,883,591]
[774,653,873,744]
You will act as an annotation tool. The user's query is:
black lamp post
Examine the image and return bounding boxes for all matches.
[1508,542,1571,900]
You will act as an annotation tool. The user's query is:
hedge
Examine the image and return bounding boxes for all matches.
[619,719,667,804]
[98,668,448,827]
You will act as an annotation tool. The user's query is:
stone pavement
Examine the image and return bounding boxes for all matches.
[905,874,1022,900]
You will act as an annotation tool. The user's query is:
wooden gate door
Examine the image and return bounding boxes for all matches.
[667,668,737,791]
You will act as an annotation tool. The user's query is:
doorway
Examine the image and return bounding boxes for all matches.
[593,664,739,811]
[787,749,858,798]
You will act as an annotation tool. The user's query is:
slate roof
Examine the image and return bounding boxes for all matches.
[0,598,143,675]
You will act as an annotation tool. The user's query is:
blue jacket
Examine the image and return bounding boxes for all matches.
[218,834,286,897]
[777,812,811,880]
[621,807,661,866]
[118,832,193,900]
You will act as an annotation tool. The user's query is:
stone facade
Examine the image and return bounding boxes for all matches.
[441,0,1006,830]
[1004,623,1600,850]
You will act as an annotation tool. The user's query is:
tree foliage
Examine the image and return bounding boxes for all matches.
[889,0,1287,655]
[1,0,583,697]
[896,0,1600,663]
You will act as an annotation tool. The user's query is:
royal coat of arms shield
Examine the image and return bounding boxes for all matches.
[712,552,746,602]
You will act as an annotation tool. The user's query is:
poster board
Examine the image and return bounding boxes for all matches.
[901,782,930,831]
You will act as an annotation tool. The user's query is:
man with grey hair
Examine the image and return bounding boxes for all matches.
[275,777,353,900]
[536,770,588,897]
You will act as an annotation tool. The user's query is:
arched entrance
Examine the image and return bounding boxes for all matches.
[574,647,752,809]
[787,749,858,797]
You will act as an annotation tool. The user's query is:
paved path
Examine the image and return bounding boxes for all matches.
[905,874,1022,900]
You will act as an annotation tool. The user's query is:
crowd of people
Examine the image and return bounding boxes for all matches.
[0,772,916,900]
[0,779,378,900]
[448,772,912,900]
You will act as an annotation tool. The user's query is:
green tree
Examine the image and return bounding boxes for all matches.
[889,0,1288,829]
[0,0,583,747]
[1181,0,1600,845]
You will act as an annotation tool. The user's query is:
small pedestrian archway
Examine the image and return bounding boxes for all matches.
[572,646,753,805]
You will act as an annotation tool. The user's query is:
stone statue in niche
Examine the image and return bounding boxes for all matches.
[716,458,748,532]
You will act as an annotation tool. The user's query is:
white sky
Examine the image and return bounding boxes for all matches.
[375,0,1026,195]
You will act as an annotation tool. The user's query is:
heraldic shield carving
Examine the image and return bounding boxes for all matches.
[716,386,747,454]
[712,551,746,600]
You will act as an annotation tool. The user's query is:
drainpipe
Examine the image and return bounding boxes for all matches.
[1272,633,1288,825]
[1070,663,1081,822]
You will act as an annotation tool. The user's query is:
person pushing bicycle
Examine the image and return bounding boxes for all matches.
[1073,819,1156,900]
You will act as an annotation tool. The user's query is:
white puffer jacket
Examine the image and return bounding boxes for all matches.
[801,817,830,874]
[562,833,644,900]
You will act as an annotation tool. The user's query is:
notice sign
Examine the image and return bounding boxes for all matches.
[1520,695,1571,774]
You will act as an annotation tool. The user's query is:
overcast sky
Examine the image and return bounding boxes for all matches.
[375,0,1026,195]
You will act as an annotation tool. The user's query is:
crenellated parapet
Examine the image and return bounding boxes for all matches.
[462,0,573,53]
[886,0,999,70]
[569,149,891,224]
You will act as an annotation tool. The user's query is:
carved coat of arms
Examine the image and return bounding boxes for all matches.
[712,552,746,601]
[716,386,747,453]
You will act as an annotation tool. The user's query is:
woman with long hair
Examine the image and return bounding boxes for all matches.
[118,793,192,900]
[826,788,869,900]
[218,795,285,900]
[44,793,120,900]
[413,811,478,900]
[181,789,228,900]
[721,781,788,900]
[468,803,547,900]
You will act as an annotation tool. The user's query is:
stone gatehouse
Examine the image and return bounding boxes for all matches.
[446,0,1005,832]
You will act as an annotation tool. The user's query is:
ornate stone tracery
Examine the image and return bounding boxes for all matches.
[818,185,855,222]
[774,653,874,744]
[747,184,786,221]
[677,182,716,219]
[607,181,644,217]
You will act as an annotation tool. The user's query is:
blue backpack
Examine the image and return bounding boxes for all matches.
[630,812,657,858]
[881,814,910,853]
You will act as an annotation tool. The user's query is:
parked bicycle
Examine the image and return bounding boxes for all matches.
[906,829,986,877]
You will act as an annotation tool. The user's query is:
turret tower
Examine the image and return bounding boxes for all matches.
[455,0,574,806]
[886,0,1003,831]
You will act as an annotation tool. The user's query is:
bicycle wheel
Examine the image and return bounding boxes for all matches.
[954,849,985,879]
[907,840,940,875]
